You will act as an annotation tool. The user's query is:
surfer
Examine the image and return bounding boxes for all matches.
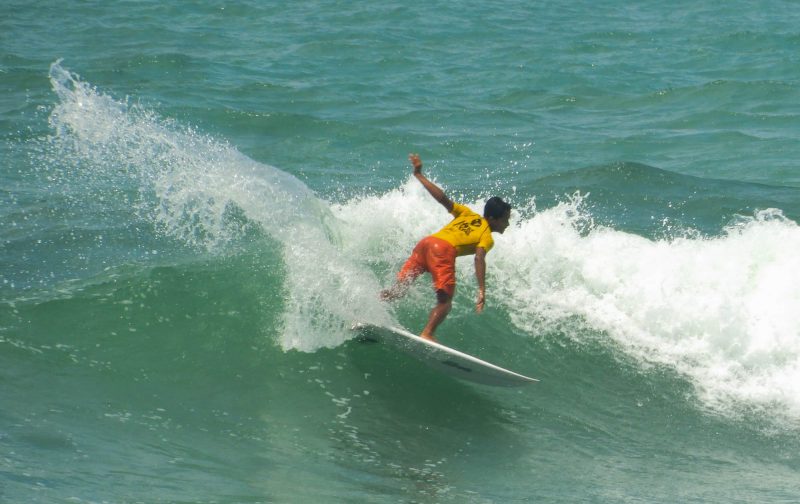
[381,154,511,342]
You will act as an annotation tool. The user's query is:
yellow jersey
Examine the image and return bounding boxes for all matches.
[431,203,494,257]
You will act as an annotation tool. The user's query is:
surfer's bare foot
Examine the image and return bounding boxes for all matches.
[380,283,408,301]
[420,333,437,343]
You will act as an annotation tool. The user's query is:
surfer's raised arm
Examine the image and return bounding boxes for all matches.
[409,153,454,213]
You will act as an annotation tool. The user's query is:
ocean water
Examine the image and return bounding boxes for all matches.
[2,1,800,502]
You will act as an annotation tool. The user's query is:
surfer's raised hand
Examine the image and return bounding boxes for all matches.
[409,153,423,174]
[410,153,454,212]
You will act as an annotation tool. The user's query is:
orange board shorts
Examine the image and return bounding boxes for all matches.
[397,236,457,297]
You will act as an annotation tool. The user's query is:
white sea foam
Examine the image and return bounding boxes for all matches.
[491,196,800,424]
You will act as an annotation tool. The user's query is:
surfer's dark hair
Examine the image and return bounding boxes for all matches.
[484,197,511,219]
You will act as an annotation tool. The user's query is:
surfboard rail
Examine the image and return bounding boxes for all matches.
[352,323,538,387]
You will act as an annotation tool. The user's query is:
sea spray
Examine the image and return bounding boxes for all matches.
[42,61,392,351]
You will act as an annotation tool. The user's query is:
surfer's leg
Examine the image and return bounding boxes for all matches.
[381,243,427,301]
[418,238,456,341]
[420,290,452,342]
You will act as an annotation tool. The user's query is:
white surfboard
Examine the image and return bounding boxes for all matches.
[353,323,538,387]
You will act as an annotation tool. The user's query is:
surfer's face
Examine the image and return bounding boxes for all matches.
[488,210,511,234]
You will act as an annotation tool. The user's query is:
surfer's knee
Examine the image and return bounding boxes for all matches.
[435,289,451,303]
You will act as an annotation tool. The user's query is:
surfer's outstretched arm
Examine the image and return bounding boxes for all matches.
[409,153,454,213]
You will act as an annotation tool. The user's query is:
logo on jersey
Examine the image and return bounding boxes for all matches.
[455,218,483,236]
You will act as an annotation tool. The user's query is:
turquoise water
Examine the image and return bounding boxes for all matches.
[3,1,800,502]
